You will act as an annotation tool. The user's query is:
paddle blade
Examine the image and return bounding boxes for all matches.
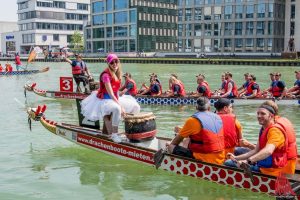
[28,50,37,63]
[153,149,166,169]
[240,162,254,183]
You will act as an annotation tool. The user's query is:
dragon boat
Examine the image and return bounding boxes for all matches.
[24,82,300,106]
[26,102,300,198]
[0,67,49,76]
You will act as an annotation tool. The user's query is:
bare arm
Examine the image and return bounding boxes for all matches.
[221,82,233,98]
[65,58,72,64]
[247,144,275,163]
[244,89,257,99]
[119,88,128,96]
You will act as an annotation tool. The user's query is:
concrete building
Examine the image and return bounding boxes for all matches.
[0,22,18,54]
[85,0,178,53]
[285,0,300,52]
[178,0,286,53]
[17,0,90,54]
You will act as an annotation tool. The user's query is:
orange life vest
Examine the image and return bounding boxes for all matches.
[5,64,13,72]
[224,80,238,97]
[275,116,297,160]
[258,124,288,168]
[197,81,211,97]
[124,79,137,96]
[218,114,238,149]
[0,65,2,72]
[171,82,186,96]
[97,68,121,99]
[271,81,284,97]
[72,61,86,75]
[189,112,224,153]
[245,82,260,96]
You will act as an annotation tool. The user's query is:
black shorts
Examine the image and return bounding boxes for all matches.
[73,74,88,86]
[172,146,194,159]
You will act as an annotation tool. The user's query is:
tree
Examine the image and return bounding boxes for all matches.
[70,31,84,53]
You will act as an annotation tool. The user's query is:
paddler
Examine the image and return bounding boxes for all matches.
[220,72,238,98]
[286,71,300,98]
[167,97,225,165]
[214,98,255,156]
[166,75,186,97]
[190,74,211,97]
[119,72,138,96]
[65,53,92,93]
[138,74,162,96]
[240,74,261,99]
[15,52,23,71]
[5,63,13,72]
[225,101,291,176]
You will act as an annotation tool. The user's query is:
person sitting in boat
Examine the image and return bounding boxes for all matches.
[166,75,186,97]
[261,73,276,98]
[5,63,13,72]
[214,98,255,156]
[65,53,92,94]
[240,74,261,99]
[119,72,137,96]
[213,73,227,96]
[190,74,211,97]
[220,72,238,98]
[167,97,225,165]
[138,75,162,96]
[259,100,298,175]
[286,70,300,98]
[15,52,23,71]
[225,102,291,176]
[263,72,287,99]
[80,54,140,143]
[237,73,250,97]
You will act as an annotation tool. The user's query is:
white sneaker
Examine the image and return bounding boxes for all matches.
[111,133,122,143]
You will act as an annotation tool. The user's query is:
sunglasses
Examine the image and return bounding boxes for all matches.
[109,60,119,65]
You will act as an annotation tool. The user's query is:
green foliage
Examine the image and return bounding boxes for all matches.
[70,31,84,53]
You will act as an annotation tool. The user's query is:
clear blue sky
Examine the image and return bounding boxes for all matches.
[0,0,17,22]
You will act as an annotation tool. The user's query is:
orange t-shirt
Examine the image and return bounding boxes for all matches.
[259,127,286,177]
[179,117,225,165]
[224,119,242,155]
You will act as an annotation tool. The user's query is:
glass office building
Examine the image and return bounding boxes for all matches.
[178,0,286,53]
[85,0,178,53]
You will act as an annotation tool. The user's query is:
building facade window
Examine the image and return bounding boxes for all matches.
[92,2,104,13]
[114,0,128,10]
[22,34,35,43]
[114,11,128,24]
[114,26,128,37]
[53,34,59,41]
[78,3,88,10]
[93,15,105,25]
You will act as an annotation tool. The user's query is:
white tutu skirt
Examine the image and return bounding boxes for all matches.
[80,92,140,121]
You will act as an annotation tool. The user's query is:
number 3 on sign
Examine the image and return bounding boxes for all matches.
[60,77,73,92]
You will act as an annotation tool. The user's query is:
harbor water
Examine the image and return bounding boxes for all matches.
[1,62,299,199]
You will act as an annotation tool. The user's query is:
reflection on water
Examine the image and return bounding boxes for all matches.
[29,146,272,200]
[0,62,298,199]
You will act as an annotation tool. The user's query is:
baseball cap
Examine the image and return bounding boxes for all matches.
[106,54,119,64]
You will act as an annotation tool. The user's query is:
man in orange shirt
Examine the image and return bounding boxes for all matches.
[167,97,225,165]
[226,102,289,176]
[260,100,297,175]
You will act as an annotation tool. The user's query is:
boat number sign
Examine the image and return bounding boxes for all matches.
[60,77,73,92]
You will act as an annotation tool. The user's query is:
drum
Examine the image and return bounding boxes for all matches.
[124,112,157,143]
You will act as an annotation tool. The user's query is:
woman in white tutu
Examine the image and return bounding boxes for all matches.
[81,54,140,143]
